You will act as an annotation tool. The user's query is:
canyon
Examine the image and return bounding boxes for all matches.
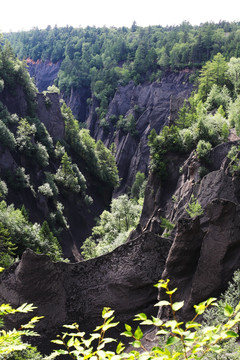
[0,61,240,353]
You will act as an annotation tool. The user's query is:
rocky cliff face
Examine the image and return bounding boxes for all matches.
[132,140,240,320]
[63,86,90,123]
[36,93,65,140]
[0,234,170,353]
[26,59,62,92]
[87,71,193,194]
[0,85,28,117]
[26,59,90,122]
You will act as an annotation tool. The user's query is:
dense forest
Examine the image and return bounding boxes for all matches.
[5,21,240,120]
[2,21,240,359]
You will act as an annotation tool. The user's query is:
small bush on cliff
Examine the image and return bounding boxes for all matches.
[196,139,212,160]
[227,144,240,176]
[186,195,204,218]
[116,114,138,137]
[160,216,175,237]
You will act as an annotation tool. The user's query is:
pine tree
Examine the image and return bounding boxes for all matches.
[0,221,17,267]
[61,152,74,180]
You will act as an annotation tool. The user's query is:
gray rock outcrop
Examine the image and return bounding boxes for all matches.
[0,233,170,353]
[36,93,65,140]
[132,140,240,320]
[27,60,61,93]
[162,198,240,321]
[63,87,90,123]
[87,71,193,194]
[0,85,28,117]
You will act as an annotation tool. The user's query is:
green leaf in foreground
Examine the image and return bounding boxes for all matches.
[172,301,184,312]
[224,303,234,317]
[134,326,143,340]
[166,336,180,346]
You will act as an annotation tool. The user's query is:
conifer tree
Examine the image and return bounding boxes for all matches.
[0,221,16,267]
[60,152,74,180]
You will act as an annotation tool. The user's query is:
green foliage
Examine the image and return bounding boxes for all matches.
[148,128,167,177]
[39,221,62,262]
[196,139,212,159]
[227,144,240,176]
[116,114,138,136]
[130,172,146,201]
[15,117,52,166]
[0,40,37,115]
[35,142,49,167]
[29,117,54,154]
[11,167,32,190]
[186,194,204,218]
[176,99,192,129]
[43,172,59,197]
[62,102,119,187]
[6,347,44,360]
[160,217,175,238]
[16,118,36,155]
[0,119,16,150]
[38,183,54,198]
[95,140,119,188]
[228,95,240,134]
[81,195,142,259]
[203,270,240,329]
[54,141,65,158]
[0,302,42,357]
[0,200,63,263]
[149,80,231,173]
[0,79,4,93]
[227,57,240,97]
[7,22,240,118]
[198,166,209,179]
[0,221,16,267]
[198,53,228,100]
[0,180,8,200]
[47,279,240,360]
[55,152,86,194]
[20,205,29,221]
[46,85,60,94]
[99,117,110,132]
[205,84,231,111]
[43,94,52,109]
[52,201,69,230]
